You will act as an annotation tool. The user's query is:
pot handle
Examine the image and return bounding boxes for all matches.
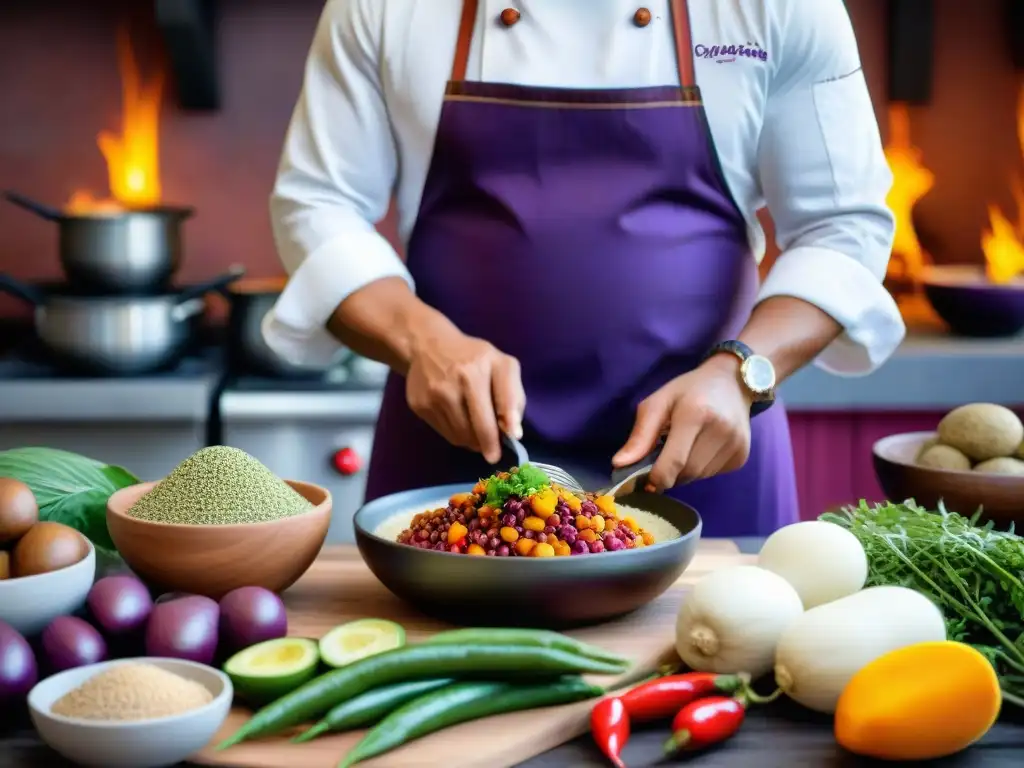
[175,265,246,306]
[3,191,64,222]
[0,274,46,306]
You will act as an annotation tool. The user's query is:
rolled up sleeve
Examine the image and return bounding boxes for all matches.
[263,0,411,367]
[756,0,905,376]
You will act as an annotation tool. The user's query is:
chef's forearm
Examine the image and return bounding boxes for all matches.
[325,277,458,376]
[731,296,843,382]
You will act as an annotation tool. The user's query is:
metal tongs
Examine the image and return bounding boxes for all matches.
[499,433,665,498]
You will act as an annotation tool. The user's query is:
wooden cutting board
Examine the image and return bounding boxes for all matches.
[194,540,751,768]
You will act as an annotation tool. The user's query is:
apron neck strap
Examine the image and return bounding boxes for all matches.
[449,0,697,88]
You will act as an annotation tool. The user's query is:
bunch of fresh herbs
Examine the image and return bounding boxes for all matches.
[483,464,551,507]
[822,500,1024,707]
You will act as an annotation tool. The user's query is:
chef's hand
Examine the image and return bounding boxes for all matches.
[406,329,525,465]
[612,356,753,490]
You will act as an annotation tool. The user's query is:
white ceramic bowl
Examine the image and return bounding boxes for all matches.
[28,658,233,768]
[0,539,96,636]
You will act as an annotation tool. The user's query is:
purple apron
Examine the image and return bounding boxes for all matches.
[365,0,799,536]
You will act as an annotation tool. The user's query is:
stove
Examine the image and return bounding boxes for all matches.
[215,359,387,544]
[0,341,222,482]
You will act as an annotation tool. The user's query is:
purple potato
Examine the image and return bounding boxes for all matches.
[145,595,219,664]
[41,617,107,673]
[218,587,287,654]
[0,620,37,704]
[87,575,153,636]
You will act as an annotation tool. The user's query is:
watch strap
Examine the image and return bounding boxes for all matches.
[703,340,776,418]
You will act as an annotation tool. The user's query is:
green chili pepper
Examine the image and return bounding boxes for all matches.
[216,643,627,749]
[424,627,629,666]
[292,678,456,743]
[338,677,604,768]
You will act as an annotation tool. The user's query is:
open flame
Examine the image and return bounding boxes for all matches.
[66,30,164,214]
[980,82,1024,284]
[883,104,935,284]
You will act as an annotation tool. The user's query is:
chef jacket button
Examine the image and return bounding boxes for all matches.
[633,7,652,27]
[500,8,521,26]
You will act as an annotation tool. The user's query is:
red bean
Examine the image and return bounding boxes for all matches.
[496,544,511,556]
[434,542,447,551]
[589,540,606,553]
[571,541,589,555]
[489,536,501,549]
[429,531,440,544]
[415,530,429,542]
[546,515,560,527]
[449,544,462,553]
[544,526,556,534]
[536,532,548,544]
[523,530,536,540]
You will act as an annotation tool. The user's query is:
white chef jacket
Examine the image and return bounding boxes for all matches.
[264,0,906,376]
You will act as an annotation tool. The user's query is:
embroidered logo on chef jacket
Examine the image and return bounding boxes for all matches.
[693,41,768,64]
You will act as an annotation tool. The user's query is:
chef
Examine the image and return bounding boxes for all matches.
[263,0,905,536]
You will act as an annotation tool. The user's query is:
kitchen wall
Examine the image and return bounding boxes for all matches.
[0,0,1019,317]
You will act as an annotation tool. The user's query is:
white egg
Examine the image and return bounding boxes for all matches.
[757,521,868,609]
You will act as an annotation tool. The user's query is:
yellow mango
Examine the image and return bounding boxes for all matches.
[834,641,1001,761]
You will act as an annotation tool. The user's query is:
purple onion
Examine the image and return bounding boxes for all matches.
[500,513,517,527]
[145,595,219,665]
[558,525,577,541]
[496,544,511,557]
[581,500,598,516]
[607,537,627,552]
[571,540,589,555]
[0,621,37,704]
[218,586,288,654]
[589,540,606,554]
[42,617,107,673]
[87,575,153,637]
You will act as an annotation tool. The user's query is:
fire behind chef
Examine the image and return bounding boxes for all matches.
[261,0,904,537]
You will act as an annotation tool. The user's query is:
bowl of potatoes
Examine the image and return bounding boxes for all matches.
[874,403,1024,525]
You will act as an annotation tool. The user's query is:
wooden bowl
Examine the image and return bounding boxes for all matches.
[354,483,702,629]
[873,431,1024,526]
[106,480,331,598]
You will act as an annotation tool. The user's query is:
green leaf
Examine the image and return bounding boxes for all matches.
[0,447,140,553]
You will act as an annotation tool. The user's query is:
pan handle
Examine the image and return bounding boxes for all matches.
[175,264,246,306]
[0,274,46,306]
[3,191,64,222]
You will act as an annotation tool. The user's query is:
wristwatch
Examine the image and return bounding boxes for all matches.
[703,340,776,416]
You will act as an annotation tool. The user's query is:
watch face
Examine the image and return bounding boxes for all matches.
[742,354,776,393]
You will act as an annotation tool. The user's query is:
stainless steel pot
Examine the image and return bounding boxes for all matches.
[5,191,193,295]
[227,278,348,377]
[0,267,244,375]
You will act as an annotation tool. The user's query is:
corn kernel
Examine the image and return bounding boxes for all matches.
[500,526,520,543]
[448,522,468,544]
[641,531,656,546]
[563,493,582,512]
[579,529,598,543]
[532,542,556,558]
[523,516,546,532]
[574,514,590,530]
[515,538,536,556]
[467,543,486,556]
[622,516,639,532]
[590,515,606,533]
[595,494,616,515]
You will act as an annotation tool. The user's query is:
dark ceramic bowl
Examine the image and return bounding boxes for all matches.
[353,484,702,629]
[873,431,1024,527]
[922,265,1024,337]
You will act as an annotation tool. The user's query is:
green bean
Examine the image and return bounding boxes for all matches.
[425,627,630,666]
[337,677,604,768]
[216,643,627,749]
[292,679,455,743]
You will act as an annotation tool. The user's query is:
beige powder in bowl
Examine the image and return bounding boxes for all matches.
[51,663,213,721]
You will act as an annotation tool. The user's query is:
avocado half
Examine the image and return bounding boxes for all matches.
[224,637,320,705]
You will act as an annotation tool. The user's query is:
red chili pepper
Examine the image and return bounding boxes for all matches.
[620,672,747,721]
[663,695,746,754]
[590,696,629,767]
[455,537,467,548]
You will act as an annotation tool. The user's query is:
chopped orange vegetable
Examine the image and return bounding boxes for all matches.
[554,541,571,556]
[595,495,616,515]
[472,481,486,495]
[515,538,536,556]
[466,543,486,556]
[621,516,639,533]
[477,505,494,519]
[447,522,468,544]
[532,542,556,557]
[835,641,1001,760]
[575,514,590,530]
[641,531,655,546]
[563,494,582,511]
[523,516,546,532]
[579,529,598,543]
[449,492,473,507]
[590,515,606,533]
[531,489,558,516]
[499,526,520,543]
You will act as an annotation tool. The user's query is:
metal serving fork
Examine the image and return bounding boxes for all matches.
[500,434,665,498]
